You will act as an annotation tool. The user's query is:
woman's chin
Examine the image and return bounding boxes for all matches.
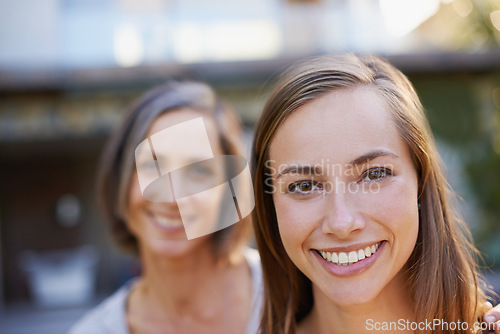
[320,285,381,309]
[333,294,375,308]
[145,235,211,260]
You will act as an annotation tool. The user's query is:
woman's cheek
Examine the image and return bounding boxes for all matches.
[275,197,322,245]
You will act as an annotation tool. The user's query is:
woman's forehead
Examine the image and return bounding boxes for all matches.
[268,86,404,166]
[147,108,223,155]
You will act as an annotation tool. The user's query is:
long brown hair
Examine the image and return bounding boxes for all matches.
[251,54,488,334]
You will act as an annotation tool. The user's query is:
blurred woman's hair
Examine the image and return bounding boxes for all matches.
[98,81,251,261]
[251,54,488,334]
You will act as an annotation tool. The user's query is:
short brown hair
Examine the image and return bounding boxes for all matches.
[98,81,251,260]
[251,54,488,334]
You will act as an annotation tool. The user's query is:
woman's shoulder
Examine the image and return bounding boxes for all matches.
[244,247,261,270]
[244,247,263,287]
[68,279,136,334]
[243,247,263,334]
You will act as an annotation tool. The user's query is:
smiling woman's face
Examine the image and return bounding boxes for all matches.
[268,86,419,306]
[127,108,224,258]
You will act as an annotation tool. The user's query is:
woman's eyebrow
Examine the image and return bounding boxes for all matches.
[276,165,322,179]
[275,150,398,179]
[348,149,399,166]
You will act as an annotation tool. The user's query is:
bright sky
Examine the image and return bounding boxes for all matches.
[379,0,441,37]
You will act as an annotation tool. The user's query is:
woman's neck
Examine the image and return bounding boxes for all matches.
[300,273,415,334]
[140,245,243,313]
[127,244,252,333]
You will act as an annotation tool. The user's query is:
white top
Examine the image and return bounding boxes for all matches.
[69,247,263,334]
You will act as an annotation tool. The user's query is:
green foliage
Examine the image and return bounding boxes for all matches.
[417,78,482,144]
[413,73,500,268]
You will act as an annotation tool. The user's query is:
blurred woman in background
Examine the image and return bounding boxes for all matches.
[70,81,262,334]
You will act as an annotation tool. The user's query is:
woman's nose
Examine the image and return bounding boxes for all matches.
[322,191,365,239]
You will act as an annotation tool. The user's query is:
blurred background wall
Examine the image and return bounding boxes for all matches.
[0,0,499,333]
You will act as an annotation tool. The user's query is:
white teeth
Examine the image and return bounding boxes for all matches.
[357,249,365,260]
[331,252,338,264]
[364,246,372,257]
[319,242,382,266]
[348,251,358,263]
[338,252,348,264]
[154,214,182,227]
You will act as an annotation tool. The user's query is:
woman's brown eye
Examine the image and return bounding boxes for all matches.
[288,180,319,194]
[364,168,391,181]
[299,181,312,192]
[368,169,383,180]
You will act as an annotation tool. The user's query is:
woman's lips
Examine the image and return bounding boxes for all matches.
[318,241,382,265]
[148,211,185,233]
[313,240,387,277]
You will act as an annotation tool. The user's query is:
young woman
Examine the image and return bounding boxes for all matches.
[251,54,499,334]
[70,81,262,334]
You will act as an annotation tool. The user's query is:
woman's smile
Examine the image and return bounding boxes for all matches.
[147,210,184,231]
[312,240,385,277]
